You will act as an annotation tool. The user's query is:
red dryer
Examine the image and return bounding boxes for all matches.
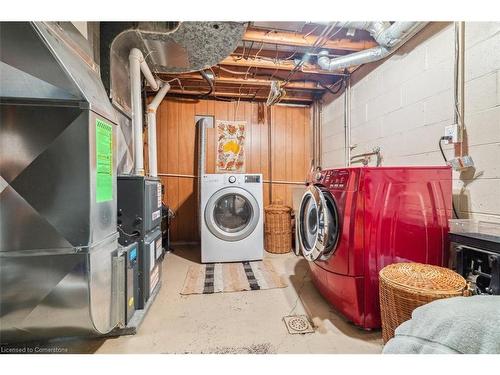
[297,166,452,329]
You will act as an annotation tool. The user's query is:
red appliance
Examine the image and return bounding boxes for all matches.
[297,166,452,329]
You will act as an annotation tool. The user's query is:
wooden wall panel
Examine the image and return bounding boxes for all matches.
[154,98,311,242]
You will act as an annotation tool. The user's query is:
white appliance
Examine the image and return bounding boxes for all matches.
[201,173,264,263]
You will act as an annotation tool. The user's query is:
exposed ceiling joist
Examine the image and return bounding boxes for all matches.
[159,73,325,91]
[242,27,377,52]
[219,56,344,75]
[166,89,313,103]
[161,22,372,103]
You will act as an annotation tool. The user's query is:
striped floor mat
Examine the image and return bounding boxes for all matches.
[181,260,287,295]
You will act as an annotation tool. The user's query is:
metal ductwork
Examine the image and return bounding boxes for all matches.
[196,118,208,236]
[0,22,120,342]
[317,22,428,71]
[101,22,246,175]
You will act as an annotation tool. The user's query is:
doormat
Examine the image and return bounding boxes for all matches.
[181,260,287,295]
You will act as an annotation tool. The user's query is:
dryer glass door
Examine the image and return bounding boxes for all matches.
[298,185,340,261]
[205,187,260,242]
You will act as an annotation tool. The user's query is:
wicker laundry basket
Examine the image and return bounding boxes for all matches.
[379,262,467,343]
[264,200,292,254]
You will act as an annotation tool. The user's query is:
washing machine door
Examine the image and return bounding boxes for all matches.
[205,187,260,242]
[298,185,340,261]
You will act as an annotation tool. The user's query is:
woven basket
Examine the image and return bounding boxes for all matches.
[379,262,467,343]
[264,200,292,254]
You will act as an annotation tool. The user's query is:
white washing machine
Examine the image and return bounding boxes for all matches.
[201,173,264,263]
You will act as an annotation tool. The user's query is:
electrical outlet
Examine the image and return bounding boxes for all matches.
[444,124,461,144]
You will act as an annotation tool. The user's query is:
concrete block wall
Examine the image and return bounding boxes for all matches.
[321,22,500,223]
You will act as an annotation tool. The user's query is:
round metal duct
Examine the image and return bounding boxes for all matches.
[108,21,246,113]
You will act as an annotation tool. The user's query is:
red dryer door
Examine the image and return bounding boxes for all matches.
[298,185,340,262]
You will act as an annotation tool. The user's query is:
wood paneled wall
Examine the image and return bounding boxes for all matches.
[154,98,311,242]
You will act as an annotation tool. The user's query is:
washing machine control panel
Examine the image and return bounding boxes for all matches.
[244,175,261,183]
[228,175,237,183]
[322,170,350,190]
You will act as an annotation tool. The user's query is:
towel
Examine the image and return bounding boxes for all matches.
[383,295,500,354]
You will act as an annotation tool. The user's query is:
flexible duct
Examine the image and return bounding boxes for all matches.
[147,82,170,177]
[129,48,159,175]
[339,21,390,43]
[317,22,428,71]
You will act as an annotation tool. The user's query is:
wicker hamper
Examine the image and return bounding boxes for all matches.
[379,262,467,343]
[264,200,292,254]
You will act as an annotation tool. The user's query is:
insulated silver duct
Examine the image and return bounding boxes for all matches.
[317,22,428,71]
[338,21,390,44]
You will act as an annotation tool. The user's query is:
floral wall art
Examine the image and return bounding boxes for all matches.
[215,120,246,173]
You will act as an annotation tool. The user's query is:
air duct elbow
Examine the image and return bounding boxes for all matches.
[316,22,427,72]
[317,50,332,70]
[376,22,423,48]
[318,46,390,72]
[344,21,390,43]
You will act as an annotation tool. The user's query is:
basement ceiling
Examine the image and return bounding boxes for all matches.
[155,22,378,104]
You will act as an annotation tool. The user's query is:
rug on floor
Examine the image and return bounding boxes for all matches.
[180,259,288,295]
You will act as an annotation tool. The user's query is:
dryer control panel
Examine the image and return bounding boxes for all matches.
[321,169,351,190]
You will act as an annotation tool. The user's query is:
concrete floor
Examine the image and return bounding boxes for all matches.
[41,245,383,354]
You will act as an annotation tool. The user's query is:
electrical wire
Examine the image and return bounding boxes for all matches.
[288,269,310,315]
[117,225,140,238]
[157,77,184,92]
[303,24,320,39]
[320,77,345,95]
[227,25,334,104]
[245,41,254,60]
[236,40,246,61]
[158,24,348,102]
[218,65,252,75]
[439,136,460,219]
[265,24,335,105]
[269,44,282,81]
[282,23,344,88]
[245,41,265,80]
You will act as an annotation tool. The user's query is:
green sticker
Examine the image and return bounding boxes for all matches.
[96,118,113,202]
